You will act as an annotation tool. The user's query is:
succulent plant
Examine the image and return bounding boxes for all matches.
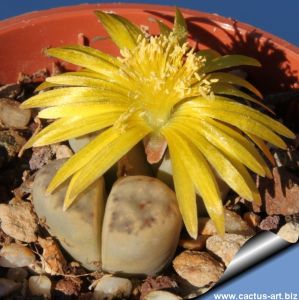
[21,9,294,238]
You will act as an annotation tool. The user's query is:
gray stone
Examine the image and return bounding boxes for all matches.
[0,98,31,128]
[102,176,182,275]
[0,243,36,268]
[32,159,106,270]
[92,276,132,300]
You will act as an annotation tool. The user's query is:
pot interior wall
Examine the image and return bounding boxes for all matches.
[0,4,298,95]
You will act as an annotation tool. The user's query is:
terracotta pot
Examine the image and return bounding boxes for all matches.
[1,3,299,91]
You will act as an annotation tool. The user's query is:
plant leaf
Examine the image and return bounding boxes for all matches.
[200,55,261,74]
[95,11,144,50]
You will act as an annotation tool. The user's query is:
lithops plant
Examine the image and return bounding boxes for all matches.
[102,176,182,275]
[32,161,181,274]
[32,159,105,270]
[21,8,294,240]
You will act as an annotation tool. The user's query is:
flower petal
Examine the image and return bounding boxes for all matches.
[162,127,224,236]
[20,87,129,108]
[163,130,198,238]
[171,120,261,202]
[24,111,121,148]
[201,54,261,74]
[63,122,151,208]
[46,45,119,76]
[95,11,144,50]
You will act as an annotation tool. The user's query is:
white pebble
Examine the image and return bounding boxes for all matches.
[93,276,132,300]
[28,275,51,298]
[144,290,182,300]
[0,243,35,268]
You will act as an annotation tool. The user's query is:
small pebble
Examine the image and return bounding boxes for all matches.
[0,98,31,128]
[0,201,38,243]
[92,276,132,300]
[28,275,52,298]
[0,278,21,298]
[206,234,248,266]
[6,267,28,282]
[179,235,208,251]
[243,212,261,229]
[277,222,299,243]
[0,243,36,268]
[144,290,182,300]
[198,209,255,236]
[259,215,280,231]
[51,144,73,159]
[173,251,224,287]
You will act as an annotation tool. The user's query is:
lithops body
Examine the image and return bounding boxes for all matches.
[32,159,106,270]
[102,176,182,275]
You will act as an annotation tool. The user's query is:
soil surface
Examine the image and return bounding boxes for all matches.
[0,69,298,299]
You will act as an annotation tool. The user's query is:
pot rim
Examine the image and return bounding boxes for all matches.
[1,2,298,55]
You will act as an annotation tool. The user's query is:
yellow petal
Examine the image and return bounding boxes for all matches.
[162,130,198,238]
[46,45,119,76]
[155,19,172,36]
[201,54,261,74]
[171,120,260,201]
[24,111,121,148]
[209,83,273,113]
[247,133,276,166]
[162,127,224,236]
[196,49,221,61]
[38,103,125,119]
[63,122,151,208]
[207,72,263,98]
[95,11,143,50]
[173,7,188,45]
[20,87,129,109]
[173,111,269,177]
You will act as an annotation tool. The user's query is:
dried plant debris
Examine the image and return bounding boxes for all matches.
[38,237,67,275]
[255,167,299,216]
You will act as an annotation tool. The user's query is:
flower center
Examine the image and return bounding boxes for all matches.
[118,34,207,129]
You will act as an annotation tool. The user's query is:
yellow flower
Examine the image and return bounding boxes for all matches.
[21,9,294,239]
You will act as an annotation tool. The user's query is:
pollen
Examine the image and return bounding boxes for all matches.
[118,34,212,128]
